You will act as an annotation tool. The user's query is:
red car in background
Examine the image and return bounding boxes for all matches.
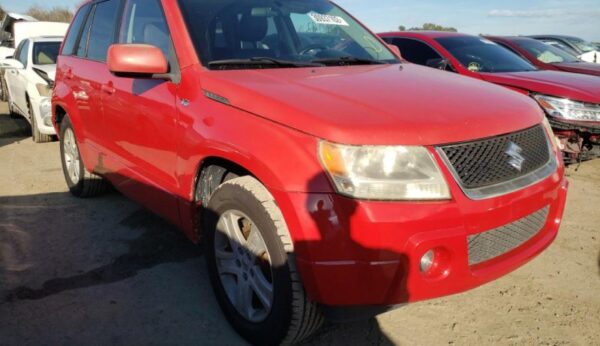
[484,36,600,77]
[380,31,600,163]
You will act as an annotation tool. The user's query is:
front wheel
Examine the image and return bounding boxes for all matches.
[30,102,52,143]
[59,116,107,197]
[204,176,323,345]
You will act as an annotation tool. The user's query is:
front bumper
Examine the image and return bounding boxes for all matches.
[30,97,56,135]
[272,158,567,307]
[549,116,600,135]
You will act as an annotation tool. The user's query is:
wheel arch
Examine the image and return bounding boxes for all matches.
[193,156,253,205]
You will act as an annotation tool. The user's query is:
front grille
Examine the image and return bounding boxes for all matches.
[439,126,550,189]
[467,206,549,266]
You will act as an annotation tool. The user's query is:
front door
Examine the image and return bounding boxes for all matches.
[101,0,180,225]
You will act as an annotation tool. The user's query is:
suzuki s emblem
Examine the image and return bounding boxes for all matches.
[506,142,525,171]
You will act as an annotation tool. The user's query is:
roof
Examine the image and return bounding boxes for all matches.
[30,36,64,43]
[527,35,583,40]
[378,31,469,39]
[484,36,541,44]
[6,13,38,22]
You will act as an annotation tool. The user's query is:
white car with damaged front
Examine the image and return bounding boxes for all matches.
[1,36,62,143]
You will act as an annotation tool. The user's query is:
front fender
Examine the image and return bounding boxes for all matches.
[175,96,333,201]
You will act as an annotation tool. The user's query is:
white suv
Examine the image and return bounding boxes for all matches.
[1,36,63,142]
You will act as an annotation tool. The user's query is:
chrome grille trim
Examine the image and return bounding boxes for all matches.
[468,206,550,266]
[437,126,557,200]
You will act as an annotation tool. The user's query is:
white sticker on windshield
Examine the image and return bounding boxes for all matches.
[308,12,349,26]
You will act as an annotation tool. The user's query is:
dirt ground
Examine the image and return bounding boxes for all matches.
[0,101,599,346]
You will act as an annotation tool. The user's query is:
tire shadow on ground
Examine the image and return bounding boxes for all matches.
[0,111,32,148]
[3,205,202,303]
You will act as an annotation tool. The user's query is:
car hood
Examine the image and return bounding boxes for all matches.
[200,64,543,146]
[479,70,600,104]
[554,62,600,77]
[32,64,56,82]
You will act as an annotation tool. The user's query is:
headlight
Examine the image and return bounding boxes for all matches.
[533,94,600,122]
[541,116,560,153]
[36,83,52,97]
[318,141,451,200]
[39,98,52,126]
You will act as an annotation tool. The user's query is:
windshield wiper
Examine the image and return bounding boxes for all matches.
[208,57,323,70]
[311,56,388,66]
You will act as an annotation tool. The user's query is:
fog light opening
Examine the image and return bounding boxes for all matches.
[420,250,435,273]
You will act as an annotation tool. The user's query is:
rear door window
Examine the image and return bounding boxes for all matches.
[62,4,91,56]
[87,0,121,62]
[76,6,95,57]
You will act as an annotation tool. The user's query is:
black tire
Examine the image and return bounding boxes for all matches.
[204,176,323,346]
[8,104,19,119]
[59,116,108,197]
[30,102,52,143]
[4,84,19,119]
[0,71,8,103]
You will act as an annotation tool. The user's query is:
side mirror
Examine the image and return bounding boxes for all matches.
[386,44,402,59]
[107,44,168,78]
[0,58,24,70]
[426,58,451,71]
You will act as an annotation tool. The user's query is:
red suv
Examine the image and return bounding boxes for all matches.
[53,1,568,345]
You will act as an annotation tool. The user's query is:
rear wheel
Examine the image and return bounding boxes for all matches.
[59,116,107,197]
[204,176,323,345]
[30,102,52,143]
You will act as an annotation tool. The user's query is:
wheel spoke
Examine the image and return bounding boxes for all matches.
[235,278,254,319]
[216,251,241,277]
[249,265,273,310]
[63,129,81,184]
[246,227,267,258]
[224,213,246,251]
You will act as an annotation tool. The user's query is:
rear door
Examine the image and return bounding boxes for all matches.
[101,0,180,225]
[58,1,121,155]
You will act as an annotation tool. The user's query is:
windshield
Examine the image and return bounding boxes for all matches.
[436,36,537,73]
[177,0,398,69]
[564,37,597,54]
[33,42,61,65]
[514,39,579,64]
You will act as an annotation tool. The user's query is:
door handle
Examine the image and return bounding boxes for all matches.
[65,68,74,80]
[101,83,115,95]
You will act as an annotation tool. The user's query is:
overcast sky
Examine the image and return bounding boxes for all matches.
[2,0,599,42]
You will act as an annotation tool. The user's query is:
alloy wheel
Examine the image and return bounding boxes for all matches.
[214,210,274,323]
[62,128,81,185]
